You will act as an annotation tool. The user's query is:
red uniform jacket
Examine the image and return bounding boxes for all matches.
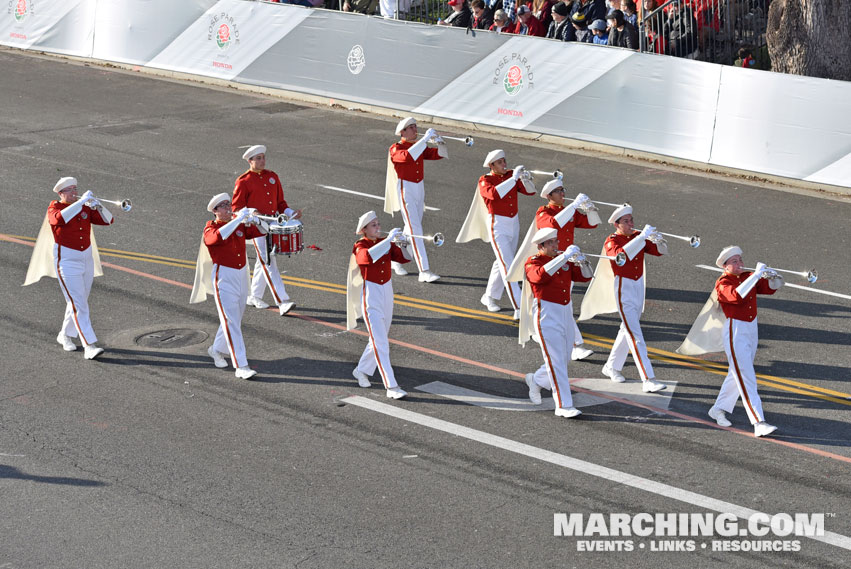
[715,271,776,322]
[233,169,288,216]
[604,231,662,280]
[525,254,592,305]
[354,237,409,285]
[204,220,264,269]
[48,201,111,251]
[389,140,442,183]
[478,171,535,217]
[535,205,596,251]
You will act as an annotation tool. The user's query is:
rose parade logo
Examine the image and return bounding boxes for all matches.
[11,0,32,22]
[503,65,523,96]
[347,45,366,75]
[208,12,240,51]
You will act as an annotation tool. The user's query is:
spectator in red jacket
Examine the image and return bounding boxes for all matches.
[490,9,515,32]
[514,4,546,36]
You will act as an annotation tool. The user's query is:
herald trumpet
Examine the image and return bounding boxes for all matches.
[382,231,445,247]
[85,196,132,212]
[528,169,563,180]
[560,250,627,267]
[419,133,474,147]
[747,266,819,284]
[569,196,629,209]
[253,213,288,225]
[647,230,701,248]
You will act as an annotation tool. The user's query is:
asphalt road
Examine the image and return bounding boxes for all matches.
[1,48,850,568]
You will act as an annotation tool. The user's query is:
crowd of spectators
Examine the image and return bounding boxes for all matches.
[264,0,770,67]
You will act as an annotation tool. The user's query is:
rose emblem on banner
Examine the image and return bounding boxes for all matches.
[216,24,231,50]
[15,0,27,21]
[347,45,366,75]
[503,65,523,96]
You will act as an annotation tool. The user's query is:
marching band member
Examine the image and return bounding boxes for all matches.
[32,177,113,359]
[457,149,536,320]
[384,117,446,283]
[678,246,783,437]
[346,211,412,399]
[508,178,600,360]
[519,228,594,418]
[233,145,301,315]
[191,193,267,380]
[581,205,667,392]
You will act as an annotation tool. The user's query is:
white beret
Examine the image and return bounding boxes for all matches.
[540,178,564,199]
[608,204,633,224]
[242,145,266,160]
[356,210,377,234]
[207,192,231,213]
[395,117,416,135]
[53,177,78,193]
[483,149,505,168]
[716,246,743,268]
[532,227,558,245]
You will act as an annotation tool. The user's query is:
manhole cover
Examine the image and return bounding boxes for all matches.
[134,329,208,349]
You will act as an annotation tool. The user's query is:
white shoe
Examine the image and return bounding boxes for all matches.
[754,421,778,438]
[83,345,104,360]
[57,333,77,352]
[571,346,594,361]
[278,301,295,315]
[512,309,521,321]
[525,373,542,405]
[352,368,371,388]
[246,296,270,309]
[480,294,500,312]
[601,364,626,383]
[708,406,732,427]
[392,262,408,276]
[208,345,228,368]
[386,387,407,400]
[235,366,257,380]
[418,270,441,283]
[642,379,666,393]
[555,407,582,418]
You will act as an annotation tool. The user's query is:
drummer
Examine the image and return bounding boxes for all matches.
[233,145,302,316]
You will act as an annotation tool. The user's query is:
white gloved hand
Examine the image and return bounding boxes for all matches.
[387,227,403,240]
[564,244,581,259]
[512,165,526,181]
[753,262,767,276]
[424,128,438,142]
[640,224,656,237]
[79,190,94,202]
[88,199,102,209]
[235,208,250,221]
[572,193,590,205]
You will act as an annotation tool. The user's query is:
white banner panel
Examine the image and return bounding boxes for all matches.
[534,53,722,163]
[414,38,634,130]
[710,66,851,180]
[0,0,94,56]
[92,0,218,65]
[146,0,312,81]
[804,152,851,187]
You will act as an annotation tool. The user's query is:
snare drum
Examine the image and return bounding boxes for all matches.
[267,219,304,257]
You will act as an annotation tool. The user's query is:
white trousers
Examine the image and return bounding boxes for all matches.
[212,264,250,369]
[485,214,521,310]
[398,179,429,272]
[357,280,399,389]
[532,299,576,409]
[715,318,765,424]
[54,244,97,346]
[606,275,655,381]
[250,236,290,305]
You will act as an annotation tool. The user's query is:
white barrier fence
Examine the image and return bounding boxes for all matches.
[2,0,849,189]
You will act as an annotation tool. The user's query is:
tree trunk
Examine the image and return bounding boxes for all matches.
[766,0,851,81]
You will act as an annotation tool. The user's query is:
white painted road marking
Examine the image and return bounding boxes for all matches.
[416,379,676,411]
[318,184,440,211]
[342,395,851,552]
[695,264,851,300]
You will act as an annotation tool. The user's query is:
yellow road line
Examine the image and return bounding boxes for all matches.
[8,236,849,405]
